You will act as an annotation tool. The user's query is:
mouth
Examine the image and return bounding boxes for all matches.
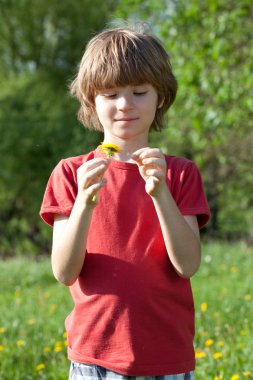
[115,118,138,122]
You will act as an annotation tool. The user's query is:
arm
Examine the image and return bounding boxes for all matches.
[132,148,201,279]
[51,158,109,286]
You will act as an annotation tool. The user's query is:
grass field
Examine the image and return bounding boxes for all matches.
[0,241,252,380]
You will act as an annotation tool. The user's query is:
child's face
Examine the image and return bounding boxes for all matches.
[94,84,159,142]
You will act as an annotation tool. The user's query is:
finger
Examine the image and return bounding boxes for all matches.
[142,157,166,167]
[87,178,107,194]
[145,176,160,195]
[133,148,162,160]
[88,179,107,204]
[79,164,108,188]
[132,147,149,155]
[78,158,109,174]
[145,169,164,178]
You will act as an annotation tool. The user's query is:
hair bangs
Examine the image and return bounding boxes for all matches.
[89,32,156,92]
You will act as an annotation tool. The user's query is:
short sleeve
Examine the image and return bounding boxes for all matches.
[174,161,210,229]
[40,159,77,226]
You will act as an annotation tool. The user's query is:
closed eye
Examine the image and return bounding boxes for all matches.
[102,93,117,98]
[133,91,147,96]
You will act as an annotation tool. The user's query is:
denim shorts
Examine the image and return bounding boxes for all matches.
[68,362,194,380]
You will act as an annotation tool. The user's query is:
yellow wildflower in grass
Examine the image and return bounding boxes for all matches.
[0,327,6,333]
[201,303,208,312]
[17,339,24,347]
[213,352,223,360]
[100,143,121,158]
[205,339,214,347]
[195,348,206,359]
[63,331,68,338]
[54,341,64,352]
[230,266,238,273]
[15,289,21,297]
[244,294,252,301]
[43,347,51,353]
[0,345,4,351]
[243,371,251,378]
[217,341,224,347]
[35,363,45,371]
[231,375,240,380]
[27,319,36,325]
[240,329,247,336]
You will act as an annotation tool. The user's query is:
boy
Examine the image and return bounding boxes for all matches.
[40,27,210,380]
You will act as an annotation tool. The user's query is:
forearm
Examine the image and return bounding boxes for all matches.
[52,196,94,286]
[151,185,201,278]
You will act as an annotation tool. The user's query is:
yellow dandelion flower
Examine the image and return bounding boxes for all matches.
[231,375,240,380]
[240,329,247,336]
[100,143,121,158]
[195,348,206,358]
[62,331,68,338]
[64,340,68,346]
[244,294,251,301]
[54,346,63,352]
[17,339,24,347]
[43,347,51,353]
[0,345,4,351]
[201,303,208,312]
[54,341,64,352]
[35,363,45,371]
[0,327,6,334]
[217,341,224,347]
[230,266,237,273]
[27,319,36,325]
[205,339,214,347]
[243,371,251,378]
[213,352,223,360]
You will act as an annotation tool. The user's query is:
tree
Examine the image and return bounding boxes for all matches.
[0,0,118,256]
[115,0,253,239]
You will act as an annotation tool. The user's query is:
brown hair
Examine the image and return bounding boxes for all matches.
[69,27,178,131]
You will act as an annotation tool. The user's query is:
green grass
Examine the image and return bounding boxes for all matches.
[0,241,252,379]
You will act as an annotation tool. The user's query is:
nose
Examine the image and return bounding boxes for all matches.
[116,94,134,111]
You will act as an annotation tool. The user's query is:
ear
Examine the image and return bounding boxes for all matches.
[157,96,165,109]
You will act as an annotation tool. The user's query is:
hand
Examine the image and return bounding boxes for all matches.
[132,147,166,196]
[76,158,109,206]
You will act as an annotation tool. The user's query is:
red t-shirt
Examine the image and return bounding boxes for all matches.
[40,150,210,376]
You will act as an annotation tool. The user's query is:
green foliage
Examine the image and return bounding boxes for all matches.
[0,0,116,256]
[0,242,252,378]
[115,0,253,239]
[1,0,253,255]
